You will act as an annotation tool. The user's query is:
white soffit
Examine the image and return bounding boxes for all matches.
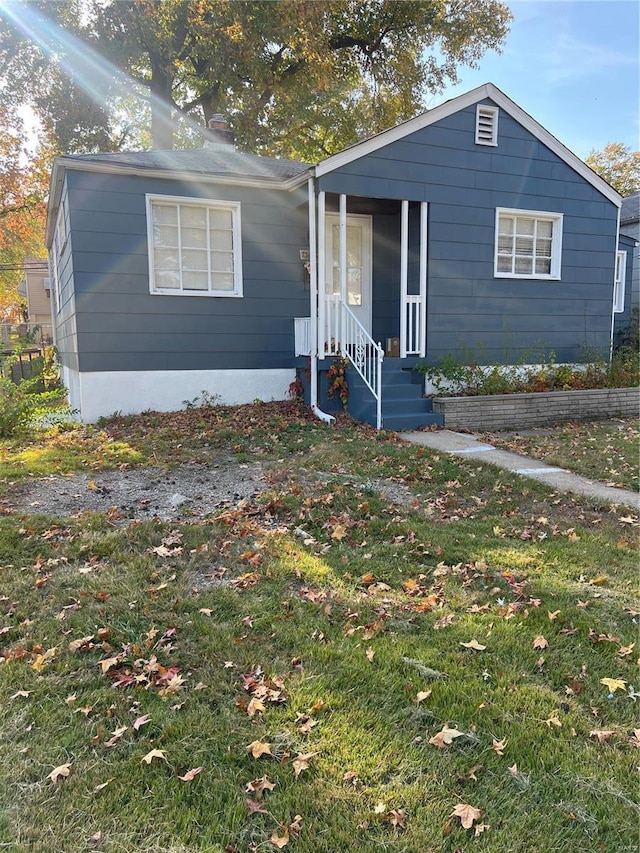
[315,83,621,208]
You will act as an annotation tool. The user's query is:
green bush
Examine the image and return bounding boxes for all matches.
[414,348,639,397]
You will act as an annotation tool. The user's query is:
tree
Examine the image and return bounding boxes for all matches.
[585,143,640,197]
[1,0,512,158]
[0,104,52,315]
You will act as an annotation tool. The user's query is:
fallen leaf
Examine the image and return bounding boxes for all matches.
[141,748,167,764]
[292,752,317,777]
[87,480,98,491]
[467,764,483,781]
[198,608,213,616]
[589,730,615,743]
[385,808,407,829]
[600,677,627,694]
[247,697,266,718]
[460,639,486,651]
[475,823,490,836]
[365,647,375,662]
[533,635,549,650]
[548,610,561,621]
[416,690,432,703]
[92,779,113,793]
[48,762,72,782]
[246,798,269,816]
[429,725,465,748]
[492,737,507,755]
[133,714,151,731]
[10,690,32,700]
[450,802,482,830]
[245,775,276,794]
[178,767,203,781]
[270,829,289,848]
[373,802,387,814]
[247,740,272,759]
[545,714,562,728]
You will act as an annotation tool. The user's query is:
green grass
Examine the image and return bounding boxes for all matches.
[0,403,638,852]
[479,418,639,492]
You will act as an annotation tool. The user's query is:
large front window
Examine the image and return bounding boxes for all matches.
[146,195,243,296]
[495,208,563,280]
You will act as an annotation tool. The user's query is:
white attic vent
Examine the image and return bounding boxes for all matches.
[476,105,498,146]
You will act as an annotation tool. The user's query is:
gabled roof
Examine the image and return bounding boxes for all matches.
[57,147,311,183]
[315,82,621,207]
[621,191,640,226]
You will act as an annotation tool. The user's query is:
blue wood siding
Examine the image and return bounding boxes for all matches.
[318,98,620,364]
[65,170,309,372]
[51,177,79,372]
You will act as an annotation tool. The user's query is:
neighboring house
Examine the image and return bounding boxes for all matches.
[17,258,54,342]
[619,190,640,310]
[45,83,624,429]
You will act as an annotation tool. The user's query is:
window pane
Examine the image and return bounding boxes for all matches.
[209,209,233,229]
[332,225,340,263]
[331,267,340,295]
[182,226,207,248]
[154,224,178,247]
[183,271,208,291]
[346,226,361,267]
[497,255,512,273]
[154,248,178,270]
[182,249,208,271]
[515,236,534,255]
[515,256,533,274]
[498,216,514,236]
[211,229,233,251]
[537,220,553,239]
[535,258,551,275]
[347,268,362,306]
[497,235,513,253]
[155,271,180,289]
[536,239,552,257]
[210,251,234,273]
[153,205,177,225]
[211,272,234,291]
[516,218,535,236]
[181,206,206,228]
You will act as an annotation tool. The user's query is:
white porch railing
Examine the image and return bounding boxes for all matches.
[294,317,312,356]
[325,295,384,430]
[403,295,424,357]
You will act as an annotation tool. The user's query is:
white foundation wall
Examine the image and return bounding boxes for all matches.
[63,368,295,422]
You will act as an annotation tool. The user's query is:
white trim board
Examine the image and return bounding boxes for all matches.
[65,368,295,423]
[315,83,621,208]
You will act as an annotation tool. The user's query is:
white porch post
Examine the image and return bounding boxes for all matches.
[308,178,318,406]
[419,201,428,358]
[339,193,347,351]
[317,191,326,356]
[400,199,409,358]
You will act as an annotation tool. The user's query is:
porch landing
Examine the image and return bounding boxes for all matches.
[349,358,443,431]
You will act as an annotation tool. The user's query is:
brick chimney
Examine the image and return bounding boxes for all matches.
[204,114,235,151]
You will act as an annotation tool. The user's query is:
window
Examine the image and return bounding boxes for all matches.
[613,250,626,313]
[476,105,498,146]
[49,204,66,315]
[495,208,563,280]
[146,195,243,297]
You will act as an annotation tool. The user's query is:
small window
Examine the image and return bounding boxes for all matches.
[613,251,626,313]
[495,208,563,280]
[476,105,498,146]
[146,194,243,297]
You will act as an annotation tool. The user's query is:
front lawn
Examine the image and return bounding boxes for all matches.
[479,418,639,492]
[0,403,638,852]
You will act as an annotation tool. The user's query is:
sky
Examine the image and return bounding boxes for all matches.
[435,0,639,160]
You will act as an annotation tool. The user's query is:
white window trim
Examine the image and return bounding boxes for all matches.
[494,207,563,281]
[146,193,243,298]
[475,104,498,146]
[613,250,626,313]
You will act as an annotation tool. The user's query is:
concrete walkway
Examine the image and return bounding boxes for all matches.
[402,429,640,511]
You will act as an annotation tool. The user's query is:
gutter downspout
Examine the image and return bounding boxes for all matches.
[609,205,622,361]
[308,176,335,425]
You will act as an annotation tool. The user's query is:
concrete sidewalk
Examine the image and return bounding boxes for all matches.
[402,429,640,511]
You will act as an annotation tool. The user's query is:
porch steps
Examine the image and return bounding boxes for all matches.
[349,358,443,431]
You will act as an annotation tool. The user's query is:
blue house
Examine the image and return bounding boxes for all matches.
[46,83,624,429]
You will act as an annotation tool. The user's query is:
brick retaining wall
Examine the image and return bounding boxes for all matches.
[432,388,639,431]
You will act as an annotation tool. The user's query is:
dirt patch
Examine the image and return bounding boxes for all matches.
[4,458,266,522]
